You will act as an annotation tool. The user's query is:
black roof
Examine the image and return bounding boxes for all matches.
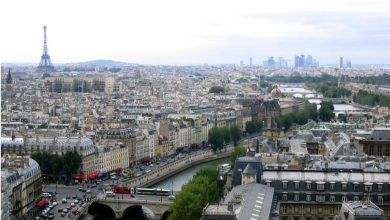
[232,157,262,186]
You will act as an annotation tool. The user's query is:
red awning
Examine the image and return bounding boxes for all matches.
[37,199,49,209]
[87,171,99,180]
[72,174,84,180]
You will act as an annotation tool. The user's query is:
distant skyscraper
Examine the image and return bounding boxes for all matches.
[267,57,275,67]
[294,56,300,68]
[249,57,253,67]
[37,25,54,73]
[339,57,343,68]
[299,55,305,67]
[240,60,244,67]
[306,55,313,67]
[346,60,352,68]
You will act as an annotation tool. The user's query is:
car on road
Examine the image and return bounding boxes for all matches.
[105,191,115,197]
[61,212,66,217]
[72,195,77,199]
[62,198,67,203]
[74,199,79,204]
[91,183,97,187]
[86,189,91,193]
[58,208,63,213]
[63,208,68,213]
[168,195,175,200]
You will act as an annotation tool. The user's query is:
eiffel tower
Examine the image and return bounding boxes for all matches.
[37,25,55,72]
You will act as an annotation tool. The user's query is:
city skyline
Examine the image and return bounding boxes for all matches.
[1,0,390,65]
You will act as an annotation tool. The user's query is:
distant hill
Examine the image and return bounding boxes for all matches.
[76,60,138,67]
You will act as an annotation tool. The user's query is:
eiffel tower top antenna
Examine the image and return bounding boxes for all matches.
[37,25,54,73]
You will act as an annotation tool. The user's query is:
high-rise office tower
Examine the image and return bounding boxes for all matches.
[339,57,343,68]
[267,57,275,67]
[249,57,253,67]
[294,56,300,68]
[306,55,313,67]
[346,60,352,68]
[299,55,305,67]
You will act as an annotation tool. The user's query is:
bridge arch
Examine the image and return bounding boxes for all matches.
[88,202,116,219]
[161,209,171,220]
[121,205,150,219]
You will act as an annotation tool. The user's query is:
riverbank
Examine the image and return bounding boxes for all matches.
[122,147,234,188]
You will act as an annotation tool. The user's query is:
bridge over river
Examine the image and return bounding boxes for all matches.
[79,147,234,219]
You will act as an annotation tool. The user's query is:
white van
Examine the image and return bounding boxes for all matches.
[105,191,115,197]
[41,193,51,198]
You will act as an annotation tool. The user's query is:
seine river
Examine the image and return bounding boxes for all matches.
[95,158,229,220]
[151,158,229,191]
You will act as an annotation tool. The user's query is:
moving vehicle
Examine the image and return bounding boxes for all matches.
[105,191,116,197]
[217,163,231,175]
[136,188,170,196]
[113,185,133,194]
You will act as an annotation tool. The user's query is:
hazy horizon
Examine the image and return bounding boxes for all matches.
[1,0,390,65]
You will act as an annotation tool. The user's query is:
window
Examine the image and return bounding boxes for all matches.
[354,196,359,201]
[281,206,287,214]
[329,195,335,202]
[306,207,311,214]
[318,207,323,214]
[378,145,382,156]
[342,196,347,201]
[294,194,299,201]
[294,207,299,213]
[295,181,300,190]
[342,183,347,190]
[306,182,312,190]
[378,196,383,205]
[266,181,271,187]
[369,146,374,155]
[365,184,372,192]
[282,194,288,201]
[378,184,383,192]
[330,208,336,215]
[306,194,311,201]
[354,183,359,191]
[330,182,335,190]
[316,195,325,202]
[317,183,324,191]
[283,181,288,190]
[386,147,390,156]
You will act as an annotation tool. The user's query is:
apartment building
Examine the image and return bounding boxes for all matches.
[1,155,42,220]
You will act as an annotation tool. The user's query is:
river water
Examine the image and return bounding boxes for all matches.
[94,158,229,220]
[151,158,229,191]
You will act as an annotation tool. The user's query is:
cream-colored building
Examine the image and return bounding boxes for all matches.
[95,141,129,173]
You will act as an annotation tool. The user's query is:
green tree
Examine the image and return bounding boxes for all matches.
[245,121,257,134]
[208,127,225,152]
[62,151,82,178]
[221,127,231,147]
[169,167,223,220]
[319,101,335,122]
[229,146,246,165]
[229,125,241,146]
[209,86,225,94]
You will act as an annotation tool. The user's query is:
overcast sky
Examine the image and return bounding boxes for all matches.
[1,0,390,65]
